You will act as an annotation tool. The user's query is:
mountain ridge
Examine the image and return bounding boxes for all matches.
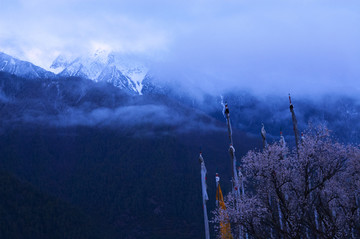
[51,51,148,94]
[0,52,56,79]
[1,51,359,144]
[0,51,148,95]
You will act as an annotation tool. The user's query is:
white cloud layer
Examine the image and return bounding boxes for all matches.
[0,0,359,96]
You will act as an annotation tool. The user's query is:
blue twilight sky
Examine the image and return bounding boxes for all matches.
[0,0,359,96]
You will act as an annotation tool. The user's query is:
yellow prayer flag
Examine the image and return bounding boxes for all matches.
[216,183,233,239]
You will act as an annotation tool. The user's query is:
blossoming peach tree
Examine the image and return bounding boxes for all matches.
[213,126,360,239]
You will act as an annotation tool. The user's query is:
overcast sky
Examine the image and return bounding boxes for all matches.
[1,0,359,96]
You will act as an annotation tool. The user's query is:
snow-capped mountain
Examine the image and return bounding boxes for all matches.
[49,55,74,74]
[0,52,55,79]
[0,50,149,95]
[51,50,148,95]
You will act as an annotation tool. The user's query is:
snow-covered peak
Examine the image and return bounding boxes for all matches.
[0,51,55,79]
[51,55,70,68]
[110,55,148,95]
[50,55,74,74]
[52,50,149,94]
[93,48,110,63]
[0,50,150,95]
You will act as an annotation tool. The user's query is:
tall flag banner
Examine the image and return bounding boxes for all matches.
[280,131,287,159]
[279,131,286,233]
[238,168,247,239]
[238,168,245,198]
[261,123,267,149]
[288,94,300,152]
[199,153,210,239]
[279,131,286,148]
[216,173,220,207]
[224,103,240,193]
[216,174,233,239]
[301,132,305,143]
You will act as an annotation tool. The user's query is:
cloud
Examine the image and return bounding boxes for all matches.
[1,0,360,97]
[0,0,170,69]
[14,103,222,136]
[151,1,360,96]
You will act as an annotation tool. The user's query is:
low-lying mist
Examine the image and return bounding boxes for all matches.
[0,72,222,137]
